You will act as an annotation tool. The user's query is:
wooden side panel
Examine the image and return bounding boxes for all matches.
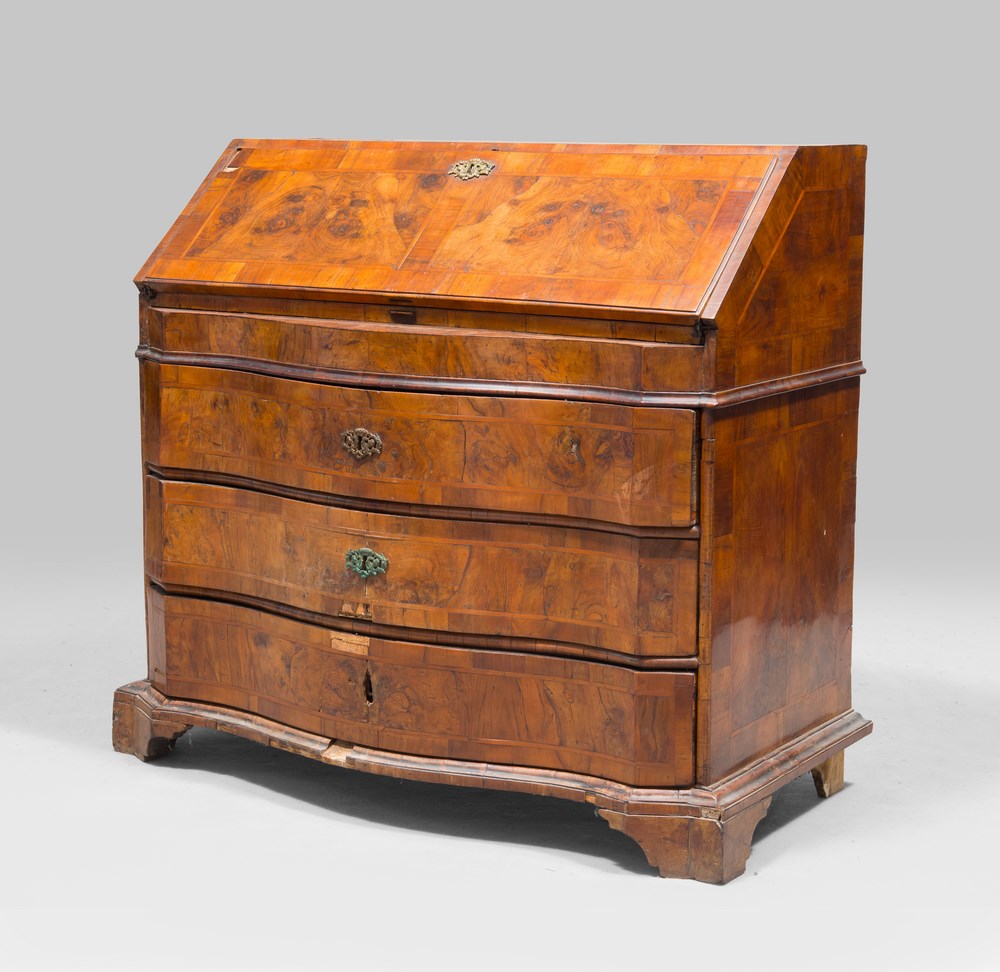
[142,362,697,528]
[699,380,859,781]
[147,478,699,657]
[709,145,866,391]
[145,308,706,398]
[149,590,696,787]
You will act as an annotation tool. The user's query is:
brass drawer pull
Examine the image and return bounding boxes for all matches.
[342,428,382,460]
[346,547,388,579]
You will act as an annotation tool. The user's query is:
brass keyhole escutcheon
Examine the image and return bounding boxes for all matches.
[342,428,382,460]
[346,547,388,579]
[447,158,496,180]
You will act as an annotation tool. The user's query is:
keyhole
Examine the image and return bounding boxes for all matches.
[363,668,374,705]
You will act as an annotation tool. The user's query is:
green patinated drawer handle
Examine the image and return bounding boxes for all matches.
[346,547,389,579]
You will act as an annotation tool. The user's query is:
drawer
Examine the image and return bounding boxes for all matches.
[142,362,698,529]
[142,306,709,404]
[146,478,698,657]
[147,589,696,788]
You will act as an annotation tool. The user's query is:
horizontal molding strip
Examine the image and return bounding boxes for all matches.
[139,279,704,327]
[115,679,872,817]
[148,581,700,672]
[137,346,864,408]
[713,361,865,407]
[146,465,701,541]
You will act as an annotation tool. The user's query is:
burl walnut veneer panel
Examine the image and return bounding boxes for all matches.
[140,305,709,404]
[141,361,698,529]
[137,141,789,318]
[117,140,872,883]
[697,380,860,781]
[146,590,695,788]
[146,477,698,657]
[707,145,866,389]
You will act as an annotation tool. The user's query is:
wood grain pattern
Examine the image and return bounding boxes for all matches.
[146,590,696,787]
[112,684,190,761]
[149,291,705,343]
[599,797,771,883]
[141,361,697,529]
[697,379,860,781]
[708,145,866,389]
[146,478,699,657]
[811,751,845,797]
[138,141,792,316]
[140,305,708,404]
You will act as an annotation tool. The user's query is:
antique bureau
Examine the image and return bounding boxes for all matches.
[113,140,872,882]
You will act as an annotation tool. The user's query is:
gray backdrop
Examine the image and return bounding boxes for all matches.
[2,2,996,969]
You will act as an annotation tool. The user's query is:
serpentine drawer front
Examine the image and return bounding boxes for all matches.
[141,361,699,529]
[116,140,872,883]
[146,477,698,657]
[145,590,696,788]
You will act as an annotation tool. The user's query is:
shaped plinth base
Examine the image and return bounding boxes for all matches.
[599,800,771,883]
[112,679,871,882]
[112,681,191,761]
[598,747,854,882]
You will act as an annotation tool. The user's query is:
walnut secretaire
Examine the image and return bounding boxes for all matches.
[114,140,872,882]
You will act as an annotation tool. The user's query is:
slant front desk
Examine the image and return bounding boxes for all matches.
[114,140,872,882]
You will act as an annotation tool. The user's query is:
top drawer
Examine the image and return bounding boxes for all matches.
[142,362,698,530]
[140,305,708,404]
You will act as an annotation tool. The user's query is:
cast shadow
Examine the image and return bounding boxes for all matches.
[147,724,827,878]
